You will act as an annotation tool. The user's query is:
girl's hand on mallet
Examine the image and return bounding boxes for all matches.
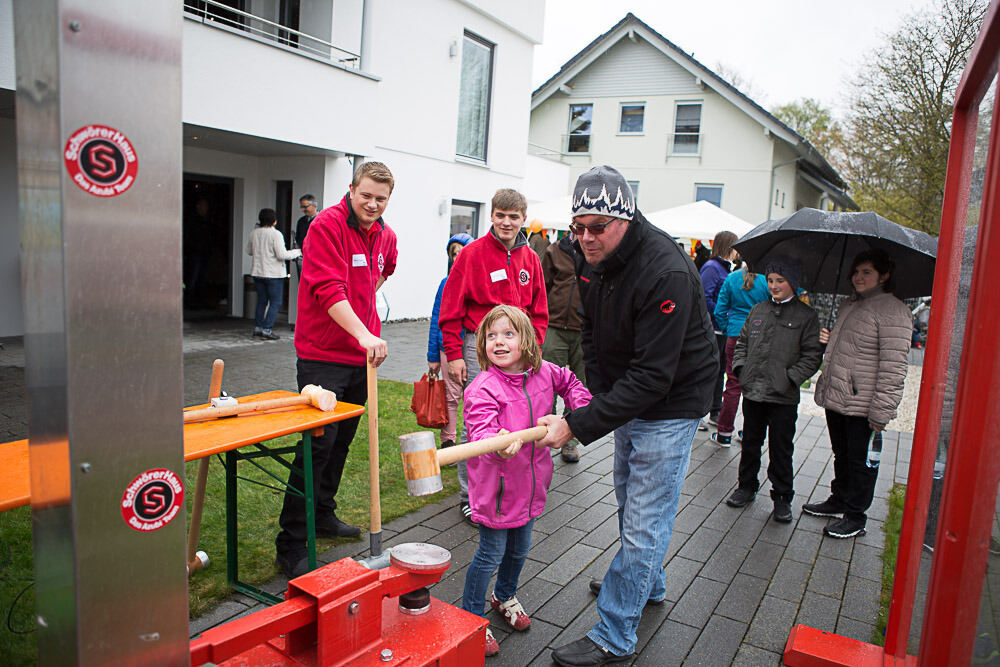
[495,429,522,459]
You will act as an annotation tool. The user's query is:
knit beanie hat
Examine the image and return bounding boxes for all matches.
[764,257,803,294]
[571,166,636,220]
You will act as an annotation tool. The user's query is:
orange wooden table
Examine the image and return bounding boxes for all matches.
[0,391,365,604]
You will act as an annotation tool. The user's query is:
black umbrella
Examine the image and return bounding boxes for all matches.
[732,208,937,299]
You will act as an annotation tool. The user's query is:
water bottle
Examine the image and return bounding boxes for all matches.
[866,431,883,469]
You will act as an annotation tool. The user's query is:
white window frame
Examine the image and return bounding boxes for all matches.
[455,31,495,162]
[695,183,723,207]
[671,101,703,156]
[567,103,594,154]
[618,102,645,135]
[627,180,640,205]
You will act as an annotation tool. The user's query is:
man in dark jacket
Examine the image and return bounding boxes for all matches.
[542,233,586,462]
[541,166,717,666]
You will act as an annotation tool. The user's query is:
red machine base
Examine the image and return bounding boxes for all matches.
[784,624,917,667]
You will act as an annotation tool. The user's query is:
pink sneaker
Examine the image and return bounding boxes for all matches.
[485,628,499,656]
[490,592,531,631]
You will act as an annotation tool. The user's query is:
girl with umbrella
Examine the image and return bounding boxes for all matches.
[805,248,913,538]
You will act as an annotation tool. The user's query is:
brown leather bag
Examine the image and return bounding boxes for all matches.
[410,373,448,428]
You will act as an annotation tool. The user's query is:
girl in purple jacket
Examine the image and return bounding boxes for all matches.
[461,305,591,656]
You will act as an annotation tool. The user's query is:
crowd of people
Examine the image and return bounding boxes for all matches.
[267,160,913,665]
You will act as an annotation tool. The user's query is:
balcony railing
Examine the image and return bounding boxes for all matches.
[184,0,360,69]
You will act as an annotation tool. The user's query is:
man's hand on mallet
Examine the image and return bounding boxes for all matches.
[537,415,574,450]
[495,429,523,459]
[448,358,467,384]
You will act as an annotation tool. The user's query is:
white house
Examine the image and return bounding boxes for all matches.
[0,0,566,337]
[529,13,856,228]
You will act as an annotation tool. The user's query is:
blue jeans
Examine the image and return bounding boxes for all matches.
[588,417,698,656]
[461,519,534,618]
[254,277,283,330]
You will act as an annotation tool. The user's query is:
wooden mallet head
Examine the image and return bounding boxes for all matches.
[399,425,548,497]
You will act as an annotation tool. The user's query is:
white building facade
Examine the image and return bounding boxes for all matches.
[0,0,564,336]
[529,13,855,227]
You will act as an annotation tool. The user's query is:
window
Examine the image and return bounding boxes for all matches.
[695,184,723,207]
[456,32,494,161]
[673,103,702,154]
[567,104,593,153]
[620,104,644,133]
[451,200,480,238]
[627,180,640,205]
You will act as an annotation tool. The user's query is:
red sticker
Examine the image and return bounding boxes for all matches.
[121,468,184,532]
[64,124,138,197]
[660,300,676,314]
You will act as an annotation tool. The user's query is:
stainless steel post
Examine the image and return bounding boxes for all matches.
[13,1,188,663]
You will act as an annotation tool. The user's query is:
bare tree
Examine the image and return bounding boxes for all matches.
[844,0,987,234]
[714,62,769,107]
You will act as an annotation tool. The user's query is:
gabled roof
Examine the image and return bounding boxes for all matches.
[532,13,853,199]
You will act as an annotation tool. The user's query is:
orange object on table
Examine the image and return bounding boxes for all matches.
[0,391,365,512]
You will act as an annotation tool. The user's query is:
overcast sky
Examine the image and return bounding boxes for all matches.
[532,0,932,116]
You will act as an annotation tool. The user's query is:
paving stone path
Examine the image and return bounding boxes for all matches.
[2,318,906,664]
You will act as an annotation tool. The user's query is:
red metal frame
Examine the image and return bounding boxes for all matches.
[786,2,1000,664]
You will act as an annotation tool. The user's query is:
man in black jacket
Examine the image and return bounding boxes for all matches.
[541,166,717,666]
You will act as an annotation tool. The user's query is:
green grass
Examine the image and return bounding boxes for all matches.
[0,379,458,662]
[874,483,907,645]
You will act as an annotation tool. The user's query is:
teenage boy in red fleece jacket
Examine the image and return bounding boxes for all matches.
[275,161,398,578]
[438,188,548,523]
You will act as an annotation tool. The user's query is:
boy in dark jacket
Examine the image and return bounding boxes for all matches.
[725,259,823,523]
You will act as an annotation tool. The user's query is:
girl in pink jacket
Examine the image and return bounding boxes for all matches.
[461,305,591,656]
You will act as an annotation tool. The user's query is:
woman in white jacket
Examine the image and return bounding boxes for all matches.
[805,248,912,539]
[246,208,301,340]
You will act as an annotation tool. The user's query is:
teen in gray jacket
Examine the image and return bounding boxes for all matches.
[726,259,823,522]
[805,248,912,539]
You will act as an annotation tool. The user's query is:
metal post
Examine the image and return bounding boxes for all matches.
[14,1,187,663]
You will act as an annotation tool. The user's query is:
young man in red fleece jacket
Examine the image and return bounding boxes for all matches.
[438,188,548,523]
[276,161,398,578]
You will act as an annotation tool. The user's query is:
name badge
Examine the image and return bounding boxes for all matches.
[352,254,367,267]
[489,269,507,283]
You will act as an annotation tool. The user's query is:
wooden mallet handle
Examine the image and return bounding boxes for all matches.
[182,385,336,422]
[437,425,548,466]
[187,358,224,574]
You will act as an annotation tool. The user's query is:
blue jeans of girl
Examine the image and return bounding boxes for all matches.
[461,519,534,617]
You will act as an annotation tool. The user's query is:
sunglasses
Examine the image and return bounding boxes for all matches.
[568,218,619,236]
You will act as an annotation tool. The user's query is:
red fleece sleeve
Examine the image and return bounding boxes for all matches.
[302,219,348,312]
[527,252,549,345]
[382,229,398,278]
[438,251,468,361]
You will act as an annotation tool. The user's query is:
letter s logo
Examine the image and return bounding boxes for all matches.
[88,144,117,178]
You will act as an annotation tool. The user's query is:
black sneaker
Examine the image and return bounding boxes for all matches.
[773,501,793,523]
[252,328,263,338]
[461,501,477,525]
[315,514,361,538]
[707,413,719,426]
[824,516,866,539]
[552,637,633,666]
[561,442,580,463]
[736,430,743,443]
[726,488,756,507]
[710,432,732,447]
[276,550,310,578]
[802,496,847,517]
[261,329,280,340]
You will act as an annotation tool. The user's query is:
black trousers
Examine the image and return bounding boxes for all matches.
[738,398,797,501]
[276,358,367,553]
[825,409,878,524]
[710,333,726,415]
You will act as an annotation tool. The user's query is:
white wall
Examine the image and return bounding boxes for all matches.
[0,117,20,337]
[523,154,570,203]
[182,19,378,156]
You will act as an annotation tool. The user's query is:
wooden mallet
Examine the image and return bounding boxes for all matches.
[399,425,548,496]
[182,384,337,422]
[186,358,224,575]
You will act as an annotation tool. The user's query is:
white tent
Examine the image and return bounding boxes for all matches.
[645,201,756,241]
[526,195,573,231]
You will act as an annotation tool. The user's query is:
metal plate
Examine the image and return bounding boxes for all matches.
[389,543,451,572]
